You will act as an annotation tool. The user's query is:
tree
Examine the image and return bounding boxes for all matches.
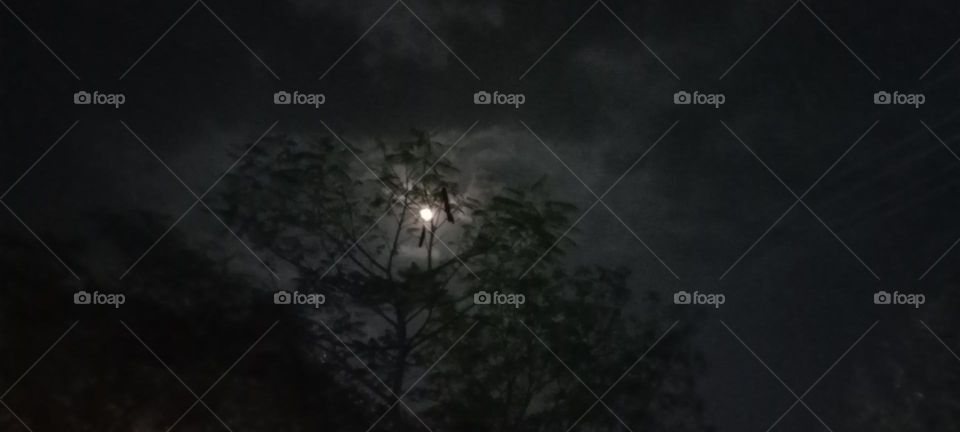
[0,214,378,432]
[219,128,710,431]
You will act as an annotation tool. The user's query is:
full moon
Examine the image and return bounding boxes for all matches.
[419,208,434,221]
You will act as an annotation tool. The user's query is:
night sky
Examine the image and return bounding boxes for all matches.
[3,1,960,431]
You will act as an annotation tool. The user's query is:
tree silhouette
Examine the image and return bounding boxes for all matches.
[219,129,710,431]
[0,128,708,432]
[0,215,379,432]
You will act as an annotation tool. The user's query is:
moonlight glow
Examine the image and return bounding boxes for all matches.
[419,208,434,221]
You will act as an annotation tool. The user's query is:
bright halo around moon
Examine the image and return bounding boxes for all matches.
[419,208,434,221]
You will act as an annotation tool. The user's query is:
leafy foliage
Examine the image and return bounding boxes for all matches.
[0,127,709,432]
[217,129,709,431]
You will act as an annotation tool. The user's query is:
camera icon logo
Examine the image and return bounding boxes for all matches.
[274,91,292,105]
[873,290,892,305]
[473,91,491,105]
[473,290,492,305]
[74,91,91,105]
[74,290,92,305]
[873,91,891,105]
[274,290,293,305]
[673,91,691,105]
[673,291,692,305]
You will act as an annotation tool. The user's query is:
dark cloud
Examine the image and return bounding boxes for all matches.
[4,1,960,430]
